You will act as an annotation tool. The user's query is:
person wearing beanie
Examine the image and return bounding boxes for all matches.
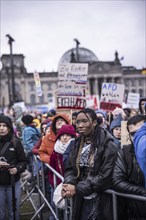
[45,122,52,135]
[49,124,76,220]
[95,109,109,129]
[21,114,41,173]
[49,124,76,188]
[39,113,70,164]
[0,115,27,220]
[39,114,70,220]
[138,97,146,115]
[110,114,123,149]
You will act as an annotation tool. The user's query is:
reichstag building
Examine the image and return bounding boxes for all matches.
[0,44,146,110]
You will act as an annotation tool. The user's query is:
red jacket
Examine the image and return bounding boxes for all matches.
[48,151,64,188]
[39,113,70,164]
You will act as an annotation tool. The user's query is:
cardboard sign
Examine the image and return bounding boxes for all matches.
[121,121,131,147]
[100,83,125,111]
[57,63,88,109]
[86,95,99,109]
[127,92,140,109]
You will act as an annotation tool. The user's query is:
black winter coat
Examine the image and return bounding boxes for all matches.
[0,135,27,185]
[112,144,146,218]
[64,128,118,220]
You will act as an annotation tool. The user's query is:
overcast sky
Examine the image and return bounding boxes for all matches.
[1,0,146,72]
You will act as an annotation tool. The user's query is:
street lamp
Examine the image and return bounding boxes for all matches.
[74,38,80,62]
[6,34,15,106]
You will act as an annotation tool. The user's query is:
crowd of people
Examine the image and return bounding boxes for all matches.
[0,96,146,220]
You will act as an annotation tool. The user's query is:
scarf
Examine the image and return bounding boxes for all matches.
[54,138,75,155]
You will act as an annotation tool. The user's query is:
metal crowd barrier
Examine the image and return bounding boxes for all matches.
[20,155,146,220]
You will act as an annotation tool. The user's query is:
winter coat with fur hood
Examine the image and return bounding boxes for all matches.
[39,113,70,164]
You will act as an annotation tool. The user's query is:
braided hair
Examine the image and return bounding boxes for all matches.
[75,108,101,178]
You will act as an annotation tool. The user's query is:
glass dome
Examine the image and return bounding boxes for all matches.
[58,47,98,65]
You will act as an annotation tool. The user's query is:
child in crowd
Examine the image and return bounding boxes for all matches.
[48,124,76,188]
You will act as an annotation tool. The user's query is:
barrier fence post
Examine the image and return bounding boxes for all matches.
[112,191,118,220]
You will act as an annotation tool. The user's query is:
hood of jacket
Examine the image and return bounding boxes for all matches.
[51,113,70,134]
[134,122,146,149]
[139,97,146,114]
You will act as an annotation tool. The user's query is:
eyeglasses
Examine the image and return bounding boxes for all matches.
[129,131,136,137]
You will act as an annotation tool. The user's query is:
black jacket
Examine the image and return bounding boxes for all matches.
[113,144,146,218]
[0,136,27,185]
[64,128,118,220]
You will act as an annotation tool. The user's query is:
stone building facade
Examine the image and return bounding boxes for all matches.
[0,47,145,110]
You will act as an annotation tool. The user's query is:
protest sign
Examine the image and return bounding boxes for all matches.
[127,92,140,109]
[100,83,125,111]
[57,63,88,109]
[121,121,131,147]
[86,95,99,109]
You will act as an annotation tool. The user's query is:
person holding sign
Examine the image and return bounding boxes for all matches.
[62,108,118,220]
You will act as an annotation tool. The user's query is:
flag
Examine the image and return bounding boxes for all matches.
[33,71,43,96]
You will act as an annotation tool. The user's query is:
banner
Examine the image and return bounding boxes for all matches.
[57,63,88,109]
[33,71,42,96]
[100,83,125,111]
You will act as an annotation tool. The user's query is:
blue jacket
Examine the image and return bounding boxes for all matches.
[134,122,146,188]
[22,125,41,153]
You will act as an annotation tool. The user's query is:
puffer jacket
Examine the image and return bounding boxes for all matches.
[113,144,146,218]
[64,128,118,220]
[39,113,70,164]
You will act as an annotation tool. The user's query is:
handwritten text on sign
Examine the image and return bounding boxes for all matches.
[57,63,88,109]
[100,83,125,104]
[100,83,125,111]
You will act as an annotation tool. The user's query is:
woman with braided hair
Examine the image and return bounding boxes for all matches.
[62,108,118,220]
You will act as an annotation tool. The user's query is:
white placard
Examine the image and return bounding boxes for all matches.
[57,63,88,109]
[100,83,125,111]
[127,92,140,108]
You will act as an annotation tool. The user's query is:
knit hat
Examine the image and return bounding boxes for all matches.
[110,114,123,131]
[95,109,107,119]
[46,122,52,129]
[56,124,76,140]
[21,114,34,125]
[0,115,13,133]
